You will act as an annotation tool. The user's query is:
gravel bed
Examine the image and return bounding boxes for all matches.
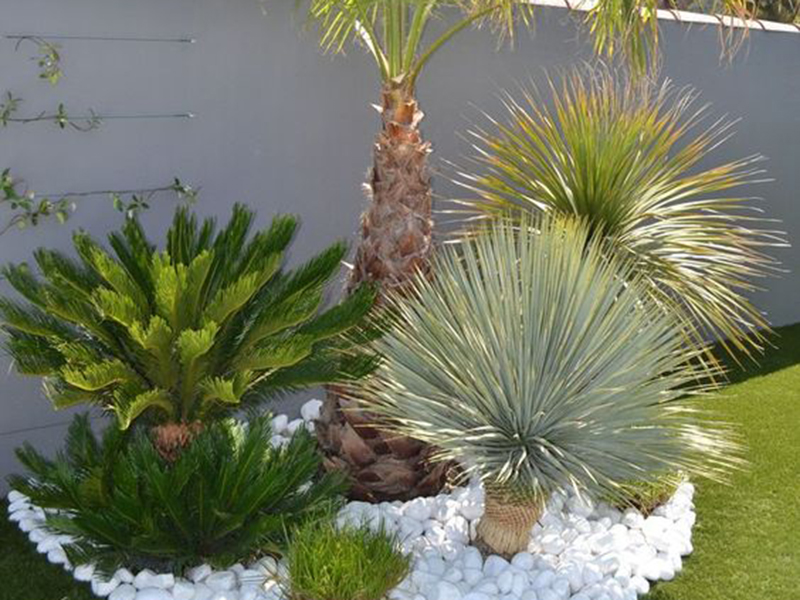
[6,399,696,600]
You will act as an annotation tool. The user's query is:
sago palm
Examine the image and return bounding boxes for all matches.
[304,0,753,501]
[351,215,740,556]
[455,70,784,364]
[0,205,376,457]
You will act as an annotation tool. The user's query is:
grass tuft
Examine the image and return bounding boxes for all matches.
[287,517,410,600]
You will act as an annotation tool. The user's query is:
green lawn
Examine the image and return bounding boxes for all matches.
[2,324,799,600]
[646,323,800,600]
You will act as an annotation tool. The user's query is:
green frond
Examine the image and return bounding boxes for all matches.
[114,388,175,430]
[56,342,103,365]
[203,253,280,325]
[5,331,65,375]
[108,218,155,301]
[233,214,297,280]
[130,316,174,358]
[352,215,739,500]
[587,0,754,73]
[298,283,376,341]
[198,372,253,413]
[457,69,782,363]
[239,289,324,351]
[152,252,183,329]
[1,204,375,430]
[93,288,147,328]
[182,250,215,324]
[63,413,101,468]
[84,245,149,311]
[44,378,100,410]
[0,298,74,339]
[34,249,100,300]
[61,359,140,392]
[237,335,314,371]
[2,263,48,307]
[177,322,219,366]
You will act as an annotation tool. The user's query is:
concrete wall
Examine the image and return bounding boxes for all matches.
[0,0,798,490]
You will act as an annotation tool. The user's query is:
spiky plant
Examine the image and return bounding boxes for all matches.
[0,205,377,442]
[306,0,756,504]
[304,0,756,503]
[455,70,784,365]
[352,215,740,556]
[287,517,410,600]
[9,414,346,573]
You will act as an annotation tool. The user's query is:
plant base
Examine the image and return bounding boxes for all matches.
[476,492,543,557]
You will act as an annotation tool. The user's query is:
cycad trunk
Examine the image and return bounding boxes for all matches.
[317,81,450,502]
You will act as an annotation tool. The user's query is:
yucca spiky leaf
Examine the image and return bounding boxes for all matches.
[455,69,784,365]
[0,204,377,428]
[353,215,741,502]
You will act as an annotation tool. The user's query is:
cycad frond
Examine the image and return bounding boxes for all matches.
[354,215,740,502]
[456,69,783,363]
[1,205,376,428]
[12,415,346,573]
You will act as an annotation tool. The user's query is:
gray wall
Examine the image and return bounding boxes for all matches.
[0,0,798,490]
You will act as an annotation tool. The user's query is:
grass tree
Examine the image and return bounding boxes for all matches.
[304,0,753,502]
[455,69,784,365]
[352,216,740,556]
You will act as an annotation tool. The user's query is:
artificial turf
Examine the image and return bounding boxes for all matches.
[644,322,800,600]
[1,324,798,600]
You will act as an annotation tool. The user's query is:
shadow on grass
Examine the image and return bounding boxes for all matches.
[717,322,800,385]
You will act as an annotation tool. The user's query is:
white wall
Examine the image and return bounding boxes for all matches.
[0,0,798,489]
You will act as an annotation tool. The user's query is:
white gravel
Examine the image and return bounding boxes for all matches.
[6,399,696,600]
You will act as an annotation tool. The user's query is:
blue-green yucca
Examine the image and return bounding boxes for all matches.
[354,216,739,556]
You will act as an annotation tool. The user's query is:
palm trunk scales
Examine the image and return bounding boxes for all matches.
[317,80,450,502]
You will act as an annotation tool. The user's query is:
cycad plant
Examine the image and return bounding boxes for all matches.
[9,414,345,573]
[352,216,739,556]
[456,70,783,363]
[305,0,753,502]
[0,205,376,456]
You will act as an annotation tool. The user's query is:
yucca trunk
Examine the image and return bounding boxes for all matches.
[317,81,449,502]
[476,489,543,557]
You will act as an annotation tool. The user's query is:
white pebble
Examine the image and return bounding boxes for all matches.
[135,589,173,600]
[74,564,95,582]
[483,555,510,577]
[511,552,535,571]
[109,585,136,600]
[93,577,121,597]
[46,547,68,565]
[427,581,463,600]
[300,399,323,422]
[206,571,237,592]
[173,580,197,600]
[497,570,514,593]
[116,569,135,584]
[187,564,213,583]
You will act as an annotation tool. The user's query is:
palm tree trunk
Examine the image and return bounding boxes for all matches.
[316,80,449,503]
[347,80,432,293]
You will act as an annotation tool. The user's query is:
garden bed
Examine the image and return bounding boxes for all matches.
[6,401,696,600]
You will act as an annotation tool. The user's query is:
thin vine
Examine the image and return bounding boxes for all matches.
[2,35,196,235]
